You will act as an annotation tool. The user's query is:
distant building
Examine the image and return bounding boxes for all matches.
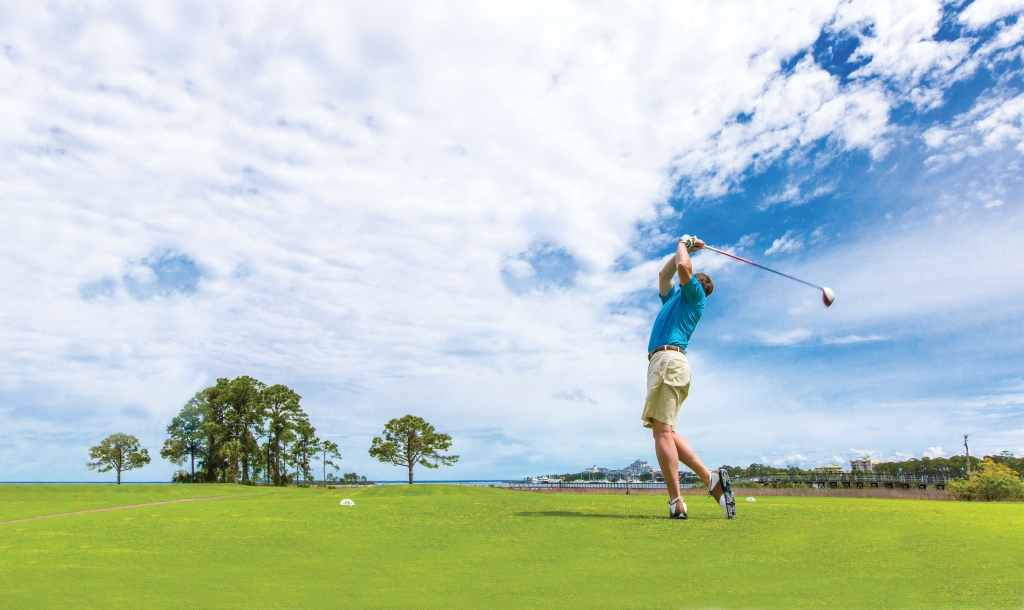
[623,459,654,476]
[814,463,843,474]
[850,457,879,472]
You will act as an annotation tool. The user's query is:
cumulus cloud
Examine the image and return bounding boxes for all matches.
[849,448,884,461]
[761,182,837,208]
[765,230,805,255]
[552,389,597,404]
[974,93,1024,152]
[959,0,1024,29]
[923,446,946,458]
[677,55,892,196]
[755,328,813,346]
[822,334,887,344]
[831,0,974,104]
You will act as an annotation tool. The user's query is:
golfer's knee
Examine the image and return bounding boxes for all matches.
[651,421,673,438]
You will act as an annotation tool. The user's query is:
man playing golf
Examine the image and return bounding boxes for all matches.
[645,234,736,519]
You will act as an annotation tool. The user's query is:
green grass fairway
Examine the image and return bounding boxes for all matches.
[1,485,1022,609]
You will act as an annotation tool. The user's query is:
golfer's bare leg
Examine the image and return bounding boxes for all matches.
[672,431,725,502]
[652,420,682,502]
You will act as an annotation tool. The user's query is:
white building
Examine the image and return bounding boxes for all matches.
[850,457,879,472]
[623,459,653,476]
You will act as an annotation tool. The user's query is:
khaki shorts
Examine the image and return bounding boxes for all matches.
[641,349,691,429]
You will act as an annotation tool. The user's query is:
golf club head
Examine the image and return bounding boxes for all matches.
[822,287,835,307]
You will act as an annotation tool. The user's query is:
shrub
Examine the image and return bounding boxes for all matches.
[171,469,193,484]
[949,458,1024,501]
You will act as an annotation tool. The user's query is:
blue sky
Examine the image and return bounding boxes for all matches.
[1,0,1023,481]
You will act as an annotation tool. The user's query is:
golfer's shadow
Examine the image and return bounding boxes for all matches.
[515,511,660,520]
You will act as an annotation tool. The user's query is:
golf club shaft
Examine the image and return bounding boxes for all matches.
[703,245,823,291]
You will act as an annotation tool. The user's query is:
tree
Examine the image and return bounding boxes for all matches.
[368,415,458,484]
[320,440,342,486]
[264,384,303,486]
[223,376,266,484]
[160,377,315,486]
[198,382,231,482]
[949,458,1024,501]
[160,397,205,481]
[292,419,318,484]
[87,433,151,484]
[964,434,972,478]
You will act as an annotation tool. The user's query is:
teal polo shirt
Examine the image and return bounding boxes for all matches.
[647,275,706,354]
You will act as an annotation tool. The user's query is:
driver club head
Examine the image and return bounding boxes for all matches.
[822,287,835,307]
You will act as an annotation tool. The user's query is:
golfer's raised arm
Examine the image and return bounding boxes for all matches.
[676,236,704,284]
[658,255,677,296]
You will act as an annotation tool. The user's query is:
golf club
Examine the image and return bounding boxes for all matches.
[703,245,835,307]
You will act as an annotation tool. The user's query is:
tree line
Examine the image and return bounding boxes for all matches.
[720,452,1023,479]
[86,376,460,485]
[159,376,341,485]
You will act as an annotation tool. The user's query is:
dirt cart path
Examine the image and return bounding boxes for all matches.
[0,494,252,525]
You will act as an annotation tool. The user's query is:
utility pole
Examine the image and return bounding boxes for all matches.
[964,434,972,478]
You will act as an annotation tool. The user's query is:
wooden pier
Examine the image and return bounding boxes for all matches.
[739,473,951,490]
[507,473,953,492]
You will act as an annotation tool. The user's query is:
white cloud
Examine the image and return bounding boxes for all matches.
[677,56,892,196]
[765,230,805,255]
[974,93,1024,152]
[832,1,974,106]
[760,183,837,208]
[763,184,802,207]
[552,389,597,404]
[923,446,946,458]
[923,126,953,148]
[755,328,813,346]
[849,448,884,461]
[822,334,887,344]
[959,0,1024,29]
[919,71,1024,166]
[735,234,759,250]
[809,226,827,244]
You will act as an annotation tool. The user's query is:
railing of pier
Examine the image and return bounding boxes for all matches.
[506,481,702,491]
[738,473,954,489]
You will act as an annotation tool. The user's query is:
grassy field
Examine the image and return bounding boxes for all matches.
[1,484,1022,609]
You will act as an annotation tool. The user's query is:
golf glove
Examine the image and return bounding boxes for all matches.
[679,235,698,249]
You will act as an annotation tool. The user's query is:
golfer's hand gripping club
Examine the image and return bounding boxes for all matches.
[678,234,705,253]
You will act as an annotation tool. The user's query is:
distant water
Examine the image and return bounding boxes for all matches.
[0,480,511,485]
[0,481,174,484]
[374,480,514,486]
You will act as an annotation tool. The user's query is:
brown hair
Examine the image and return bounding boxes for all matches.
[695,272,714,297]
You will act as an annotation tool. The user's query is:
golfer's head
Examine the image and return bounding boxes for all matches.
[695,273,714,297]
